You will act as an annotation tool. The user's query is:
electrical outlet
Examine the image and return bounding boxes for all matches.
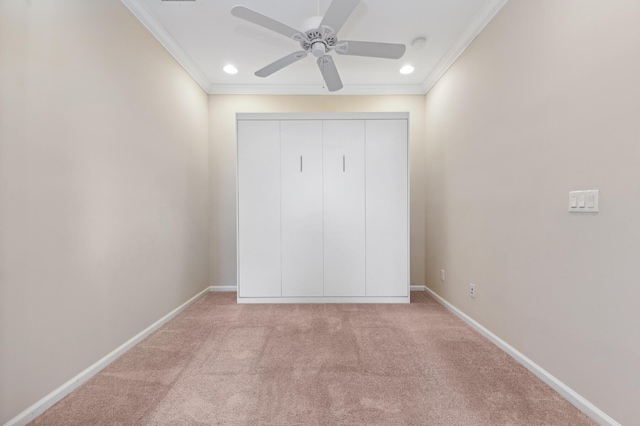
[469,284,476,298]
[440,269,445,282]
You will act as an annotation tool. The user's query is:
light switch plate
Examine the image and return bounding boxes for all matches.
[569,190,599,213]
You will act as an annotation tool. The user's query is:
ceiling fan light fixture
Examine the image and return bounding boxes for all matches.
[311,41,327,58]
[399,64,415,75]
[223,64,238,74]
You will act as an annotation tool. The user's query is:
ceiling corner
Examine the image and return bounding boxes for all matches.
[420,0,510,95]
[120,0,214,94]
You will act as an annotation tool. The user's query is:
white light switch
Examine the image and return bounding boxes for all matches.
[570,194,578,208]
[569,190,599,213]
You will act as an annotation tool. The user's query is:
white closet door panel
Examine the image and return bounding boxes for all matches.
[323,120,365,297]
[237,120,281,298]
[365,120,408,297]
[281,120,324,297]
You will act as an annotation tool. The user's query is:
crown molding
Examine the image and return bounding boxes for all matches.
[209,83,425,96]
[421,0,510,94]
[122,0,507,96]
[120,0,214,93]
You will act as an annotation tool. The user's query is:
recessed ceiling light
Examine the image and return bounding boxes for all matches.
[399,64,415,75]
[223,64,238,75]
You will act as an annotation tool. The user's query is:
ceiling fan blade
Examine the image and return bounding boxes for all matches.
[317,55,343,92]
[320,0,360,34]
[231,6,304,40]
[336,40,406,59]
[255,51,308,77]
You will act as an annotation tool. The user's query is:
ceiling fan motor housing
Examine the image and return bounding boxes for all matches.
[299,16,337,57]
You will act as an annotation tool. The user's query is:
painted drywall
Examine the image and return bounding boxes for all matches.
[208,95,426,290]
[0,1,209,423]
[424,0,640,424]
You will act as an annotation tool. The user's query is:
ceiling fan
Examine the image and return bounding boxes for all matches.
[231,0,406,92]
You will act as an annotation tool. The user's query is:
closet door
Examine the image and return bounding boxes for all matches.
[365,120,408,297]
[323,120,365,296]
[237,120,281,298]
[281,120,324,297]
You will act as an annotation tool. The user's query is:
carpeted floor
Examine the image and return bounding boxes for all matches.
[31,292,595,425]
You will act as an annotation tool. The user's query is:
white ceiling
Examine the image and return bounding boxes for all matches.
[122,0,508,95]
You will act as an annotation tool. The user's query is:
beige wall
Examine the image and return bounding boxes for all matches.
[0,1,209,423]
[208,95,426,290]
[424,0,640,423]
[3,0,636,423]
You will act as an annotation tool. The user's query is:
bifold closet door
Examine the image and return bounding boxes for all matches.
[323,120,365,296]
[365,120,408,297]
[237,120,281,298]
[281,120,324,297]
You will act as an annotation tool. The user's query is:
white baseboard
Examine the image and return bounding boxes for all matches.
[209,285,237,292]
[237,296,409,304]
[230,284,422,295]
[423,286,620,426]
[9,284,617,426]
[5,286,212,426]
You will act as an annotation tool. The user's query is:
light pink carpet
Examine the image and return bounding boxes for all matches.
[31,292,594,425]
